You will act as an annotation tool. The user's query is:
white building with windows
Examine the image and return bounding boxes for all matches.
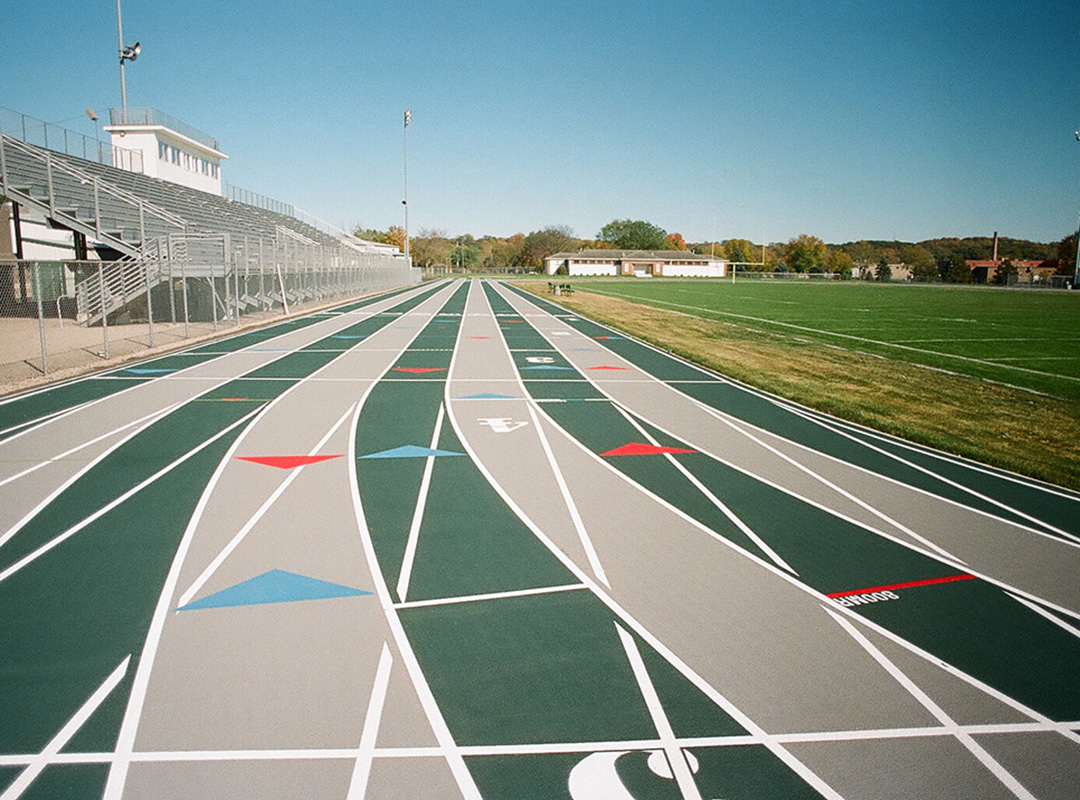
[104,107,226,195]
[544,249,727,278]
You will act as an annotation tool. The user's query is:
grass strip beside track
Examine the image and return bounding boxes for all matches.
[511,282,1080,491]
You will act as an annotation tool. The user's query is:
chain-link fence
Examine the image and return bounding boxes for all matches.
[1,247,419,394]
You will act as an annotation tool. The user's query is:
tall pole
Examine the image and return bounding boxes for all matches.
[116,0,127,114]
[1074,131,1080,289]
[403,109,411,264]
[1073,210,1080,289]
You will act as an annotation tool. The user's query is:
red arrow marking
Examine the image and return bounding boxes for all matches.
[601,443,697,457]
[827,574,976,598]
[392,367,447,374]
[589,365,630,370]
[236,455,345,469]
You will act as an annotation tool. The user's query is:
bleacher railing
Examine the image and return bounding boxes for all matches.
[0,105,143,173]
[0,133,186,256]
[108,107,221,152]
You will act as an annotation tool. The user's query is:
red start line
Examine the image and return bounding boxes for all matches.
[827,573,976,598]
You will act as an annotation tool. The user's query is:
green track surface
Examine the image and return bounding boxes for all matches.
[0,284,442,764]
[0,284,426,439]
[352,281,825,796]
[507,283,1080,540]
[495,281,1080,722]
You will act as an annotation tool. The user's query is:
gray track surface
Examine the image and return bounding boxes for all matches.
[2,279,1079,800]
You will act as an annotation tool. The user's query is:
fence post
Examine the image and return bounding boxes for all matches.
[146,246,155,348]
[33,262,49,375]
[181,257,190,339]
[98,261,109,359]
[235,244,242,326]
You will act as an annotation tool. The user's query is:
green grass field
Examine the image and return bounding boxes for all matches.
[575,280,1080,401]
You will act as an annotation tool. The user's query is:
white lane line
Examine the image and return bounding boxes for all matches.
[475,283,611,587]
[396,402,446,602]
[581,287,1080,384]
[440,336,844,800]
[103,281,463,800]
[103,395,277,800]
[0,402,183,553]
[0,401,182,492]
[529,283,1080,523]
[394,583,588,610]
[776,401,1080,546]
[1,656,130,800]
[494,283,1080,739]
[346,643,394,800]
[522,401,611,587]
[0,406,265,586]
[615,624,703,800]
[0,398,98,440]
[1006,593,1080,640]
[9,715,1080,766]
[175,402,356,609]
[690,398,965,563]
[824,607,1037,800]
[0,283,432,446]
[610,401,798,575]
[350,405,484,800]
[806,407,1080,502]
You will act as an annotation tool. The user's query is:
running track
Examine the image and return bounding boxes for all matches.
[2,279,1079,799]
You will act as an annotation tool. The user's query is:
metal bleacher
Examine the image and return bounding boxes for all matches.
[0,112,414,327]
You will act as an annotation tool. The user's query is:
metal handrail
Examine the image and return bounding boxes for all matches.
[109,107,221,152]
[1,133,187,231]
[0,104,144,172]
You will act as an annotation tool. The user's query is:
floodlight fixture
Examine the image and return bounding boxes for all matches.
[85,108,98,122]
[120,42,141,63]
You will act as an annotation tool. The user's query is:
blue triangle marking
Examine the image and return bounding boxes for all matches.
[459,392,516,399]
[125,367,175,374]
[177,569,371,611]
[359,444,466,459]
[332,334,365,339]
[521,365,573,371]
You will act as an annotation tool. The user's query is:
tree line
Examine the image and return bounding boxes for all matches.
[354,220,1077,282]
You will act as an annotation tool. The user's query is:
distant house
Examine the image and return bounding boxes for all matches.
[965,260,1058,285]
[544,249,727,277]
[853,263,910,281]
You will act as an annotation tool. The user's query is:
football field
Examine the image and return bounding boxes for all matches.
[573,280,1080,399]
[2,279,1079,799]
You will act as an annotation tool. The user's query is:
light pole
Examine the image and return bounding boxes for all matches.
[116,0,141,116]
[403,109,411,264]
[1074,130,1080,289]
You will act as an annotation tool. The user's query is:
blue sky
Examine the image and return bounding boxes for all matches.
[3,0,1079,244]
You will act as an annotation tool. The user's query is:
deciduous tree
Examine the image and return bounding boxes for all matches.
[522,226,579,269]
[666,232,688,250]
[786,234,827,273]
[899,244,936,282]
[597,219,668,251]
[723,239,759,265]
